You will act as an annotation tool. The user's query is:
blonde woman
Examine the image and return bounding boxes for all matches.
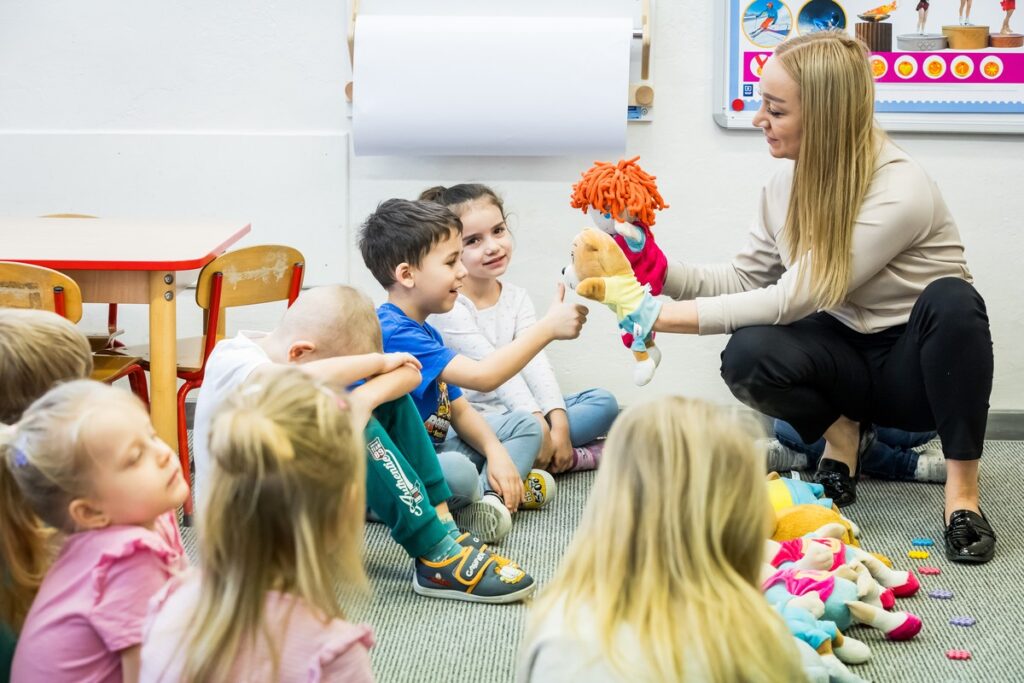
[520,398,808,683]
[140,367,373,682]
[654,32,995,564]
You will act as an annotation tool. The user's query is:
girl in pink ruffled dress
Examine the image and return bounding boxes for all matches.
[3,381,190,683]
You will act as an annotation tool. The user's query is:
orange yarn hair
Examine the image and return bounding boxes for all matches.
[570,157,669,227]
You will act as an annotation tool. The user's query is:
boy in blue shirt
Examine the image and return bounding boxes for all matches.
[359,200,588,577]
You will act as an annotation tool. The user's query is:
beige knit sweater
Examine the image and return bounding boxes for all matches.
[663,141,972,335]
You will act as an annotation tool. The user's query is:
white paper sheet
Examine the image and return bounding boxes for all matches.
[352,15,632,156]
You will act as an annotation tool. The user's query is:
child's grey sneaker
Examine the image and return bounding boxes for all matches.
[913,444,947,483]
[452,492,512,544]
[760,438,809,473]
[412,546,536,604]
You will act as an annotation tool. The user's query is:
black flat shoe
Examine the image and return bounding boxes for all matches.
[944,509,996,564]
[813,425,876,508]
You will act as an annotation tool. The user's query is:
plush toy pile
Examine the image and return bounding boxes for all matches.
[765,474,923,683]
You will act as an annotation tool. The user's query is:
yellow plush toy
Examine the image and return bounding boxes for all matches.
[563,228,663,386]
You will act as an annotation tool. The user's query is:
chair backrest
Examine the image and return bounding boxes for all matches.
[193,245,305,368]
[195,245,305,311]
[0,262,84,322]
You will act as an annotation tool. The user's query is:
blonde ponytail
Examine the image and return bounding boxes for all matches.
[178,366,366,683]
[0,422,53,631]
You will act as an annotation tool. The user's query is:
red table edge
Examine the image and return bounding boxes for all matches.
[4,223,252,271]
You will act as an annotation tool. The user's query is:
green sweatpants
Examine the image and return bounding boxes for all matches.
[364,395,451,559]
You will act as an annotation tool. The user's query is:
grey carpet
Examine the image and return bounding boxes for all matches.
[181,437,1024,683]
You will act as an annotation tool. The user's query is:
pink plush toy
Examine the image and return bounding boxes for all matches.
[570,157,669,349]
[762,565,923,641]
[767,528,921,599]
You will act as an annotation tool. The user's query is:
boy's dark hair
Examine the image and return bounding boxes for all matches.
[358,199,462,288]
[419,184,508,224]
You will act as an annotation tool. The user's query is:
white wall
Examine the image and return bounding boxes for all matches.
[1,1,1021,410]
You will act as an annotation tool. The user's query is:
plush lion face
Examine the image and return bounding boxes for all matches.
[566,228,633,286]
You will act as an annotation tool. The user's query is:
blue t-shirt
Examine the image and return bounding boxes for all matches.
[377,303,464,443]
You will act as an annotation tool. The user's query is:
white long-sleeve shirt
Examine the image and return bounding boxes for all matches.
[429,283,566,416]
[663,140,972,335]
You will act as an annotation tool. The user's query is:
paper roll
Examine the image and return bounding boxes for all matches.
[352,15,632,156]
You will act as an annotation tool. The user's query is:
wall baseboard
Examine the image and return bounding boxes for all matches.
[986,411,1024,440]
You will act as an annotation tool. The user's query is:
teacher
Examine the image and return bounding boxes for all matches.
[654,32,995,564]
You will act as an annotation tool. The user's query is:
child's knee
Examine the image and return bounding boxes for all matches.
[505,409,544,443]
[590,388,620,420]
[436,451,480,502]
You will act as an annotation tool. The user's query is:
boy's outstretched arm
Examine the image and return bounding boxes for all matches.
[441,284,588,393]
[449,397,525,512]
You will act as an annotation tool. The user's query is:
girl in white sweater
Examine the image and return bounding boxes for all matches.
[423,184,618,474]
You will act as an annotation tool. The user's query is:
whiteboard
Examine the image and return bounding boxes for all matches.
[713,0,1024,134]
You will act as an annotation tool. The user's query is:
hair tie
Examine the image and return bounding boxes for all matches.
[12,447,30,468]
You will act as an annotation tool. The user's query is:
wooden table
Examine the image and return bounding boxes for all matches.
[1,218,251,453]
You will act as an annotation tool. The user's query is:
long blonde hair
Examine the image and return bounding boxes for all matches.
[527,397,807,683]
[178,366,367,682]
[776,31,885,309]
[1,381,130,629]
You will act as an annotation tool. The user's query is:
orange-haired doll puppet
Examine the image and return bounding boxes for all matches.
[570,157,670,349]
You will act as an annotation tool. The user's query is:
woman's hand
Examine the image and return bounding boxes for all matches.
[486,448,525,513]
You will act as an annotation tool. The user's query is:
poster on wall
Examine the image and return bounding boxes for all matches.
[713,0,1024,133]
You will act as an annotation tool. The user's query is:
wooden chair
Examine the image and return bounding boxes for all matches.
[123,245,305,523]
[0,261,150,405]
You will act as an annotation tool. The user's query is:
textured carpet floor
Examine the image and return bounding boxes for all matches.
[181,439,1024,683]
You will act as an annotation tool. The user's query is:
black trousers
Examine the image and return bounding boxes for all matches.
[720,278,993,461]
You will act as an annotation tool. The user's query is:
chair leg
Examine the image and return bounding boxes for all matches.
[177,381,195,526]
[127,366,150,409]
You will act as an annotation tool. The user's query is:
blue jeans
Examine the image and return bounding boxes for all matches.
[773,419,936,481]
[438,410,542,510]
[563,388,619,446]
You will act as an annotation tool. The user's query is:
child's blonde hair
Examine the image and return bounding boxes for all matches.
[280,285,382,356]
[178,366,366,683]
[0,381,134,629]
[1,309,92,630]
[527,397,806,683]
[0,309,93,423]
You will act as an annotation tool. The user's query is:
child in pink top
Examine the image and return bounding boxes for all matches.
[140,367,374,682]
[2,381,190,683]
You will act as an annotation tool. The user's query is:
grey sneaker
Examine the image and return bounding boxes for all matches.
[452,492,512,544]
[413,546,536,603]
[913,444,947,483]
[760,438,809,473]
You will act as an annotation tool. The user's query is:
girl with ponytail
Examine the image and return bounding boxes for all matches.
[141,366,373,682]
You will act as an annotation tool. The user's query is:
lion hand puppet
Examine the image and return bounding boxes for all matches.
[563,228,663,386]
